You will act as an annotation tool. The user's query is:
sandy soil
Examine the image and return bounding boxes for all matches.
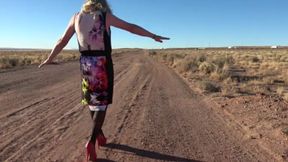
[0,50,286,161]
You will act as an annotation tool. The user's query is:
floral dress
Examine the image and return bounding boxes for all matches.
[80,56,109,106]
[76,11,114,110]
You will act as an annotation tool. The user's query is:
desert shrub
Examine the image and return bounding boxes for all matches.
[279,56,288,62]
[56,55,64,61]
[215,63,231,80]
[175,59,198,73]
[0,57,8,64]
[173,53,186,60]
[210,71,222,81]
[212,56,234,69]
[149,50,157,56]
[211,64,231,81]
[199,81,221,93]
[163,53,186,66]
[251,85,270,95]
[221,84,239,97]
[73,55,79,60]
[161,53,168,60]
[275,55,282,61]
[18,57,32,66]
[195,55,207,63]
[252,56,260,63]
[277,87,285,96]
[199,62,215,74]
[9,58,19,67]
[160,53,173,65]
[162,53,168,58]
[210,68,230,81]
[0,58,11,68]
[282,127,288,136]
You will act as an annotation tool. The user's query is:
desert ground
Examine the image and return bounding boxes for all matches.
[0,49,288,161]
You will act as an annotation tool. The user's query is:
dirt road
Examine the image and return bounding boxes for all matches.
[0,51,280,161]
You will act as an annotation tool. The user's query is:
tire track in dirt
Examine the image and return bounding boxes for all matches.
[1,97,51,119]
[102,65,153,161]
[207,98,286,162]
[0,86,80,161]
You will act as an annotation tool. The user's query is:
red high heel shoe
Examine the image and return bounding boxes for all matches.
[85,141,97,162]
[97,134,107,147]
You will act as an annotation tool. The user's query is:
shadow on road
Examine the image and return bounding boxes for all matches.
[103,143,202,162]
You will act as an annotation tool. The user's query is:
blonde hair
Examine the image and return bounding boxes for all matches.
[82,0,112,13]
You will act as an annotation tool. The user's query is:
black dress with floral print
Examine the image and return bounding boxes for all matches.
[79,12,113,106]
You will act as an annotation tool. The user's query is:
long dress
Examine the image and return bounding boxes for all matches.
[75,11,114,111]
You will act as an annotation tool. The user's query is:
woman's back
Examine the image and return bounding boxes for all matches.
[75,11,107,51]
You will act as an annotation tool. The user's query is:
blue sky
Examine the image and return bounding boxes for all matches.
[0,0,288,49]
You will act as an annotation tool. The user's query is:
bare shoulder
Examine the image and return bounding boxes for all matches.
[106,12,113,25]
[106,12,117,27]
[106,12,121,22]
[69,12,80,26]
[106,12,113,19]
[73,12,80,21]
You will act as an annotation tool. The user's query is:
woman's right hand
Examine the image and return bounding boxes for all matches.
[153,35,170,43]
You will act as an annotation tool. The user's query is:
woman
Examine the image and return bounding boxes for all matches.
[39,0,169,161]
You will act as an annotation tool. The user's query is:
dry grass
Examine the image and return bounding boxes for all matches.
[149,48,288,100]
[0,50,79,69]
[0,48,136,69]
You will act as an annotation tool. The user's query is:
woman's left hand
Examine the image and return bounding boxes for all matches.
[38,58,55,68]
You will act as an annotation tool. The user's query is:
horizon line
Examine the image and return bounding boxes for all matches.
[1,45,288,51]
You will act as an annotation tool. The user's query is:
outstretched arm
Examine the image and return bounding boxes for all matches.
[107,13,169,43]
[39,15,76,68]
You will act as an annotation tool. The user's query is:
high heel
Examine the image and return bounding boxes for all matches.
[97,134,107,147]
[85,141,97,162]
